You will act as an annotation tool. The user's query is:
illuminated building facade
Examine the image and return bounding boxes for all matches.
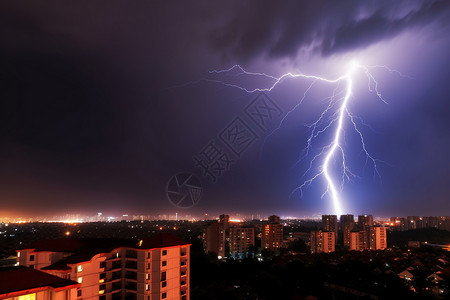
[204,215,229,258]
[358,215,373,228]
[261,215,283,251]
[310,231,335,254]
[229,226,255,259]
[340,214,354,249]
[370,226,387,250]
[16,233,190,300]
[204,222,226,258]
[0,267,79,300]
[350,226,387,251]
[322,215,338,244]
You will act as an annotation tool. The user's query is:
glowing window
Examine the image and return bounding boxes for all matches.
[18,294,35,300]
[77,265,83,273]
[77,277,83,284]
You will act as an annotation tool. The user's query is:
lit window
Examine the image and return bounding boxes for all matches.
[77,265,83,273]
[146,273,150,280]
[77,277,83,284]
[18,294,36,300]
[17,252,21,258]
[146,284,150,291]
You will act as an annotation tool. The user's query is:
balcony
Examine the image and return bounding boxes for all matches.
[111,282,122,291]
[107,262,122,271]
[106,271,122,282]
[125,282,137,292]
[125,261,137,270]
[125,271,137,281]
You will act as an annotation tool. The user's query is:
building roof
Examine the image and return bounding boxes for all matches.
[0,267,79,296]
[19,234,189,271]
[138,233,190,249]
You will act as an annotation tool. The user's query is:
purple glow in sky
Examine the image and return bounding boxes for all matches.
[0,0,450,217]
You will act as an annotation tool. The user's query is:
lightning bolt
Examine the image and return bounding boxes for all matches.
[184,62,403,215]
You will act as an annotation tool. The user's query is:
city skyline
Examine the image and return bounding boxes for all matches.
[1,1,450,217]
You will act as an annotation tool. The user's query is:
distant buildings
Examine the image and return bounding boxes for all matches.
[310,214,387,253]
[16,233,190,300]
[340,214,354,249]
[390,216,450,231]
[310,231,335,254]
[204,214,256,259]
[261,215,283,251]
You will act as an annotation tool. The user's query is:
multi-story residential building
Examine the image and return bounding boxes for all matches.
[349,230,367,251]
[350,226,387,251]
[340,214,354,249]
[322,215,338,237]
[310,231,335,254]
[204,222,226,258]
[0,266,79,300]
[229,226,255,259]
[358,215,373,228]
[204,215,256,259]
[16,233,190,300]
[261,215,283,251]
[370,226,387,250]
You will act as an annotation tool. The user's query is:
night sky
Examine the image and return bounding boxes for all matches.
[1,1,450,218]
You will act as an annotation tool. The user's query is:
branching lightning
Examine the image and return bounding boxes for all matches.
[185,61,403,215]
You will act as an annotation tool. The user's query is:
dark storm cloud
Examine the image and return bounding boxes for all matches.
[208,0,450,60]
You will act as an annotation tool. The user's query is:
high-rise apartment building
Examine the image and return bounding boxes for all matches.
[310,231,335,254]
[340,214,354,249]
[229,226,255,259]
[349,230,367,251]
[358,215,374,228]
[204,215,256,259]
[204,221,226,258]
[350,226,387,251]
[322,215,338,235]
[16,233,190,300]
[370,226,387,250]
[261,215,283,251]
